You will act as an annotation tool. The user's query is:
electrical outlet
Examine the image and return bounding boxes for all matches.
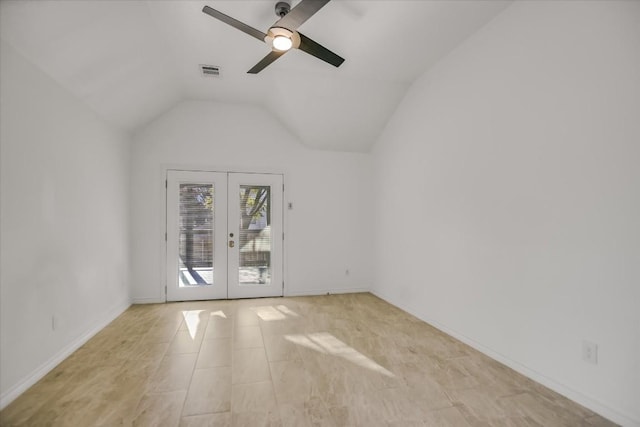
[582,340,598,364]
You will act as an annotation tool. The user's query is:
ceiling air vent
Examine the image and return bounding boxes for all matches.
[200,64,221,77]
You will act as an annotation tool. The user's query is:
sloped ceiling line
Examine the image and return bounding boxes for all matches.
[0,0,511,152]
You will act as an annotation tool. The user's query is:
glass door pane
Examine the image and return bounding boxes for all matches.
[238,185,271,286]
[228,173,283,299]
[167,171,227,301]
[179,183,214,287]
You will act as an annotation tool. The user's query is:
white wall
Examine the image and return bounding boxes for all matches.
[372,1,640,426]
[130,100,372,302]
[0,42,131,407]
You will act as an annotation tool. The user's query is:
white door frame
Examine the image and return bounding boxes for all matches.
[163,168,285,301]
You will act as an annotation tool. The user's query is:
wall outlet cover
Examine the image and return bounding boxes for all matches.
[582,340,598,365]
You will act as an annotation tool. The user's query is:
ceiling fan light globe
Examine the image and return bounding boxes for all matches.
[273,35,293,51]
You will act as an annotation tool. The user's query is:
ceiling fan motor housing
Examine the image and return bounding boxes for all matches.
[265,27,300,50]
[275,1,291,18]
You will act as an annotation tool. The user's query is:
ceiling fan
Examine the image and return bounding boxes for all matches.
[202,0,345,74]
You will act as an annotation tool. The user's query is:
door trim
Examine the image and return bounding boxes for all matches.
[162,167,286,301]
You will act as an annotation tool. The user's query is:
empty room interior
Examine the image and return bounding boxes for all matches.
[0,0,639,426]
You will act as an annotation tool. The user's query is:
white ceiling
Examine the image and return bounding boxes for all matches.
[0,0,511,152]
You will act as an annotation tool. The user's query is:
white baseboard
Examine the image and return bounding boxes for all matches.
[132,289,371,302]
[0,298,131,410]
[370,290,639,427]
[131,297,165,304]
[285,287,370,297]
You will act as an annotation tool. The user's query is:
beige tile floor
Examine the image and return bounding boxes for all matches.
[0,293,617,426]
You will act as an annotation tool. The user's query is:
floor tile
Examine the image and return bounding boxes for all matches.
[168,330,205,354]
[132,390,186,427]
[232,347,271,384]
[279,397,335,427]
[183,367,232,416]
[0,294,619,427]
[263,334,302,362]
[197,338,233,368]
[233,325,264,349]
[179,412,232,427]
[147,353,198,393]
[231,381,278,414]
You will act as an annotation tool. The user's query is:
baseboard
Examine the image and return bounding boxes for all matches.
[285,287,370,297]
[133,291,371,302]
[131,297,165,304]
[133,289,373,303]
[370,290,639,427]
[0,298,131,410]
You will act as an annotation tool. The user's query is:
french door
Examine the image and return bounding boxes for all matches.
[166,170,283,301]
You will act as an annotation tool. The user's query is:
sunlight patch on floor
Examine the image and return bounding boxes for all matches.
[210,310,227,319]
[251,305,299,321]
[182,310,204,339]
[285,332,395,378]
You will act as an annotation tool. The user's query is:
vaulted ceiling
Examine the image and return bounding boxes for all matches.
[0,0,510,151]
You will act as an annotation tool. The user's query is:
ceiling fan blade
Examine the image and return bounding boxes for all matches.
[202,6,267,42]
[247,50,288,74]
[297,32,344,68]
[274,0,330,31]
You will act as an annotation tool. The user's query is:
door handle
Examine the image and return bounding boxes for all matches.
[229,240,235,248]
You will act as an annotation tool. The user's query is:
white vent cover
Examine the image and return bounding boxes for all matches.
[200,65,221,77]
